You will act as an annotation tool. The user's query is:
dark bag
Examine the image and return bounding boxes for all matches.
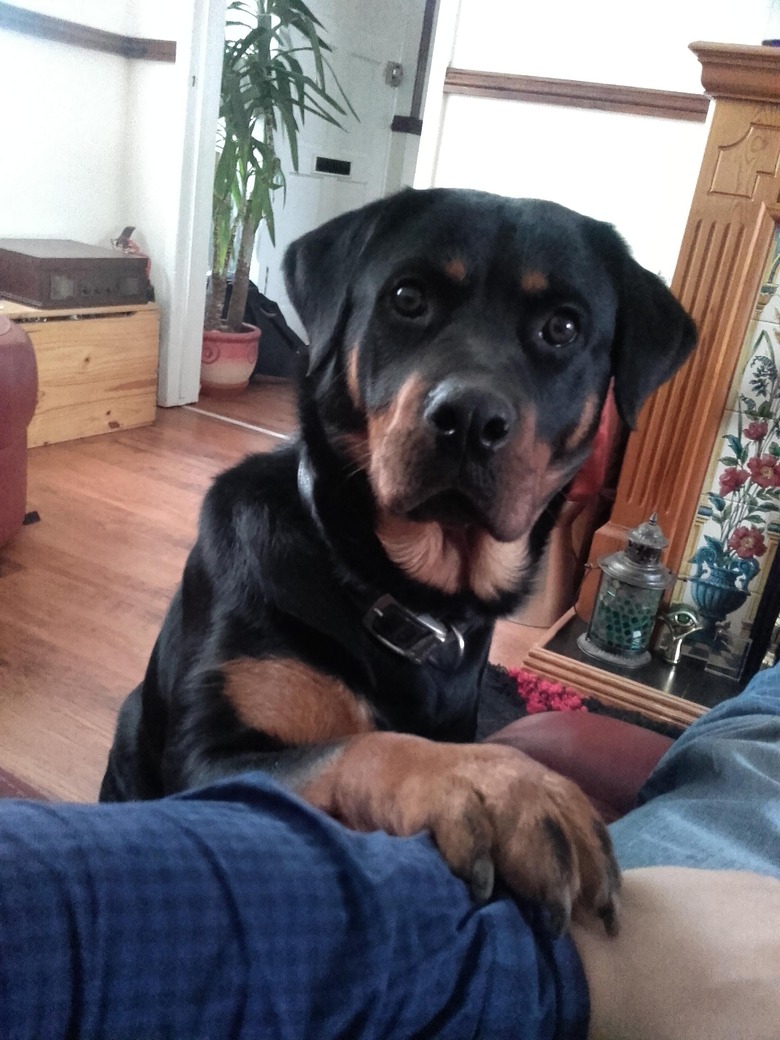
[223,280,306,379]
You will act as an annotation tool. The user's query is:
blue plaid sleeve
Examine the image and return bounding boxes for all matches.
[0,773,588,1040]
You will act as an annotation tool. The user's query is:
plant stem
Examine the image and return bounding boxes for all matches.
[204,271,229,332]
[225,215,258,332]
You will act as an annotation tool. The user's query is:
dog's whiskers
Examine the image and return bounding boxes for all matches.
[331,433,371,477]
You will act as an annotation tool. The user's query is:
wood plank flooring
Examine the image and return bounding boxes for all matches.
[0,381,541,802]
[189,376,298,436]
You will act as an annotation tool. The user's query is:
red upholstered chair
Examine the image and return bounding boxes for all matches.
[0,315,37,548]
[487,711,673,823]
[514,390,623,627]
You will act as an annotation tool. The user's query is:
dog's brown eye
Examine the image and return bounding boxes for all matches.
[540,310,580,346]
[392,281,427,318]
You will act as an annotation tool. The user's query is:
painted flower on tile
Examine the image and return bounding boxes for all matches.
[698,330,780,573]
[688,260,780,637]
[744,419,769,441]
[727,525,767,559]
[719,467,749,495]
[747,453,780,488]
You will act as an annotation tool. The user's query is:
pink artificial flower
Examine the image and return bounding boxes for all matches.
[508,668,588,714]
[744,420,768,441]
[728,525,767,559]
[719,467,749,495]
[747,454,780,488]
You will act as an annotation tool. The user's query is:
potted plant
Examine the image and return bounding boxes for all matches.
[200,0,354,396]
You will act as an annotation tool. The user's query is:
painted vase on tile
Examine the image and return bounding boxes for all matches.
[200,324,261,397]
[688,550,760,629]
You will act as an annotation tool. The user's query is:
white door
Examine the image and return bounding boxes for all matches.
[250,0,424,338]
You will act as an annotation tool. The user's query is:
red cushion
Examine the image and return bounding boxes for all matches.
[567,388,621,503]
[0,317,37,434]
[0,316,38,547]
[485,711,673,822]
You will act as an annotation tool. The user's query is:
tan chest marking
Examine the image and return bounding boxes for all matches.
[376,511,530,600]
[468,529,531,601]
[376,513,463,594]
[221,657,374,745]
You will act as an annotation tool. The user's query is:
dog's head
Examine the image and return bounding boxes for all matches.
[284,188,695,602]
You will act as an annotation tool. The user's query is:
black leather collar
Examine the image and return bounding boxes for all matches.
[297,453,466,667]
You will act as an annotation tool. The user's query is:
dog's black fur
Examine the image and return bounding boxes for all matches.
[101,189,695,925]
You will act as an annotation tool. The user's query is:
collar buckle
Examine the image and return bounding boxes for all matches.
[363,594,465,666]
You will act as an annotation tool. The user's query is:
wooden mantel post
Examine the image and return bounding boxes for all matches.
[584,42,780,596]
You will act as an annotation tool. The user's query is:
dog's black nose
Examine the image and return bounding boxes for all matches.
[424,379,515,453]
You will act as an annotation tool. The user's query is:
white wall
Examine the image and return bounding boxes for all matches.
[417,0,780,281]
[430,96,707,279]
[451,0,780,91]
[0,4,131,245]
[0,0,224,406]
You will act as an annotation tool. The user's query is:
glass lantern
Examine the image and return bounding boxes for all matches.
[578,513,675,669]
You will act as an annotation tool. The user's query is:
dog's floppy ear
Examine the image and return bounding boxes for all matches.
[283,197,392,371]
[594,223,697,428]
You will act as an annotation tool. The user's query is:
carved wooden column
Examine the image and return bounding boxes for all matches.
[526,43,780,724]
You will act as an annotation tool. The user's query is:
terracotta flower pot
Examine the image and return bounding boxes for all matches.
[200,323,261,397]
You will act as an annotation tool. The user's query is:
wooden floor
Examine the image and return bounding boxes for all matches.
[0,381,542,802]
[190,376,298,436]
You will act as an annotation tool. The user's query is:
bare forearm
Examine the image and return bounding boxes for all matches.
[571,867,780,1040]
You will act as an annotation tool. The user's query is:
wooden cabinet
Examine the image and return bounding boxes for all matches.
[0,299,159,447]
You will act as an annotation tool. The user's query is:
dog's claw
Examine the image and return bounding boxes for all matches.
[544,891,572,937]
[415,745,622,934]
[469,853,495,902]
[598,896,620,937]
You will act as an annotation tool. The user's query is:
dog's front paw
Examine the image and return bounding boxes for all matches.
[301,733,620,934]
[396,742,621,934]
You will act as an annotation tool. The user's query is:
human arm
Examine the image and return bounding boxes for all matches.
[0,777,589,1040]
[571,866,780,1040]
[11,784,779,1040]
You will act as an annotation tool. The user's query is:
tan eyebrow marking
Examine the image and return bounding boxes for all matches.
[521,270,548,294]
[444,258,467,282]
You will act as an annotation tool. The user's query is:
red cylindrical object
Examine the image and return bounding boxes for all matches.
[0,316,38,547]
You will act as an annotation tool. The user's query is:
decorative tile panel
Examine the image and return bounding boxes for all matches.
[679,229,780,653]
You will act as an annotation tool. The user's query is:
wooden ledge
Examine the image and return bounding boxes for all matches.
[0,298,159,321]
[443,68,709,123]
[691,41,780,102]
[526,610,709,728]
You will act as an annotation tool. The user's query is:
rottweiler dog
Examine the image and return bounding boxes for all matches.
[101,188,696,932]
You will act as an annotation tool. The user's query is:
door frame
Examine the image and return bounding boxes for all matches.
[158,0,225,407]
